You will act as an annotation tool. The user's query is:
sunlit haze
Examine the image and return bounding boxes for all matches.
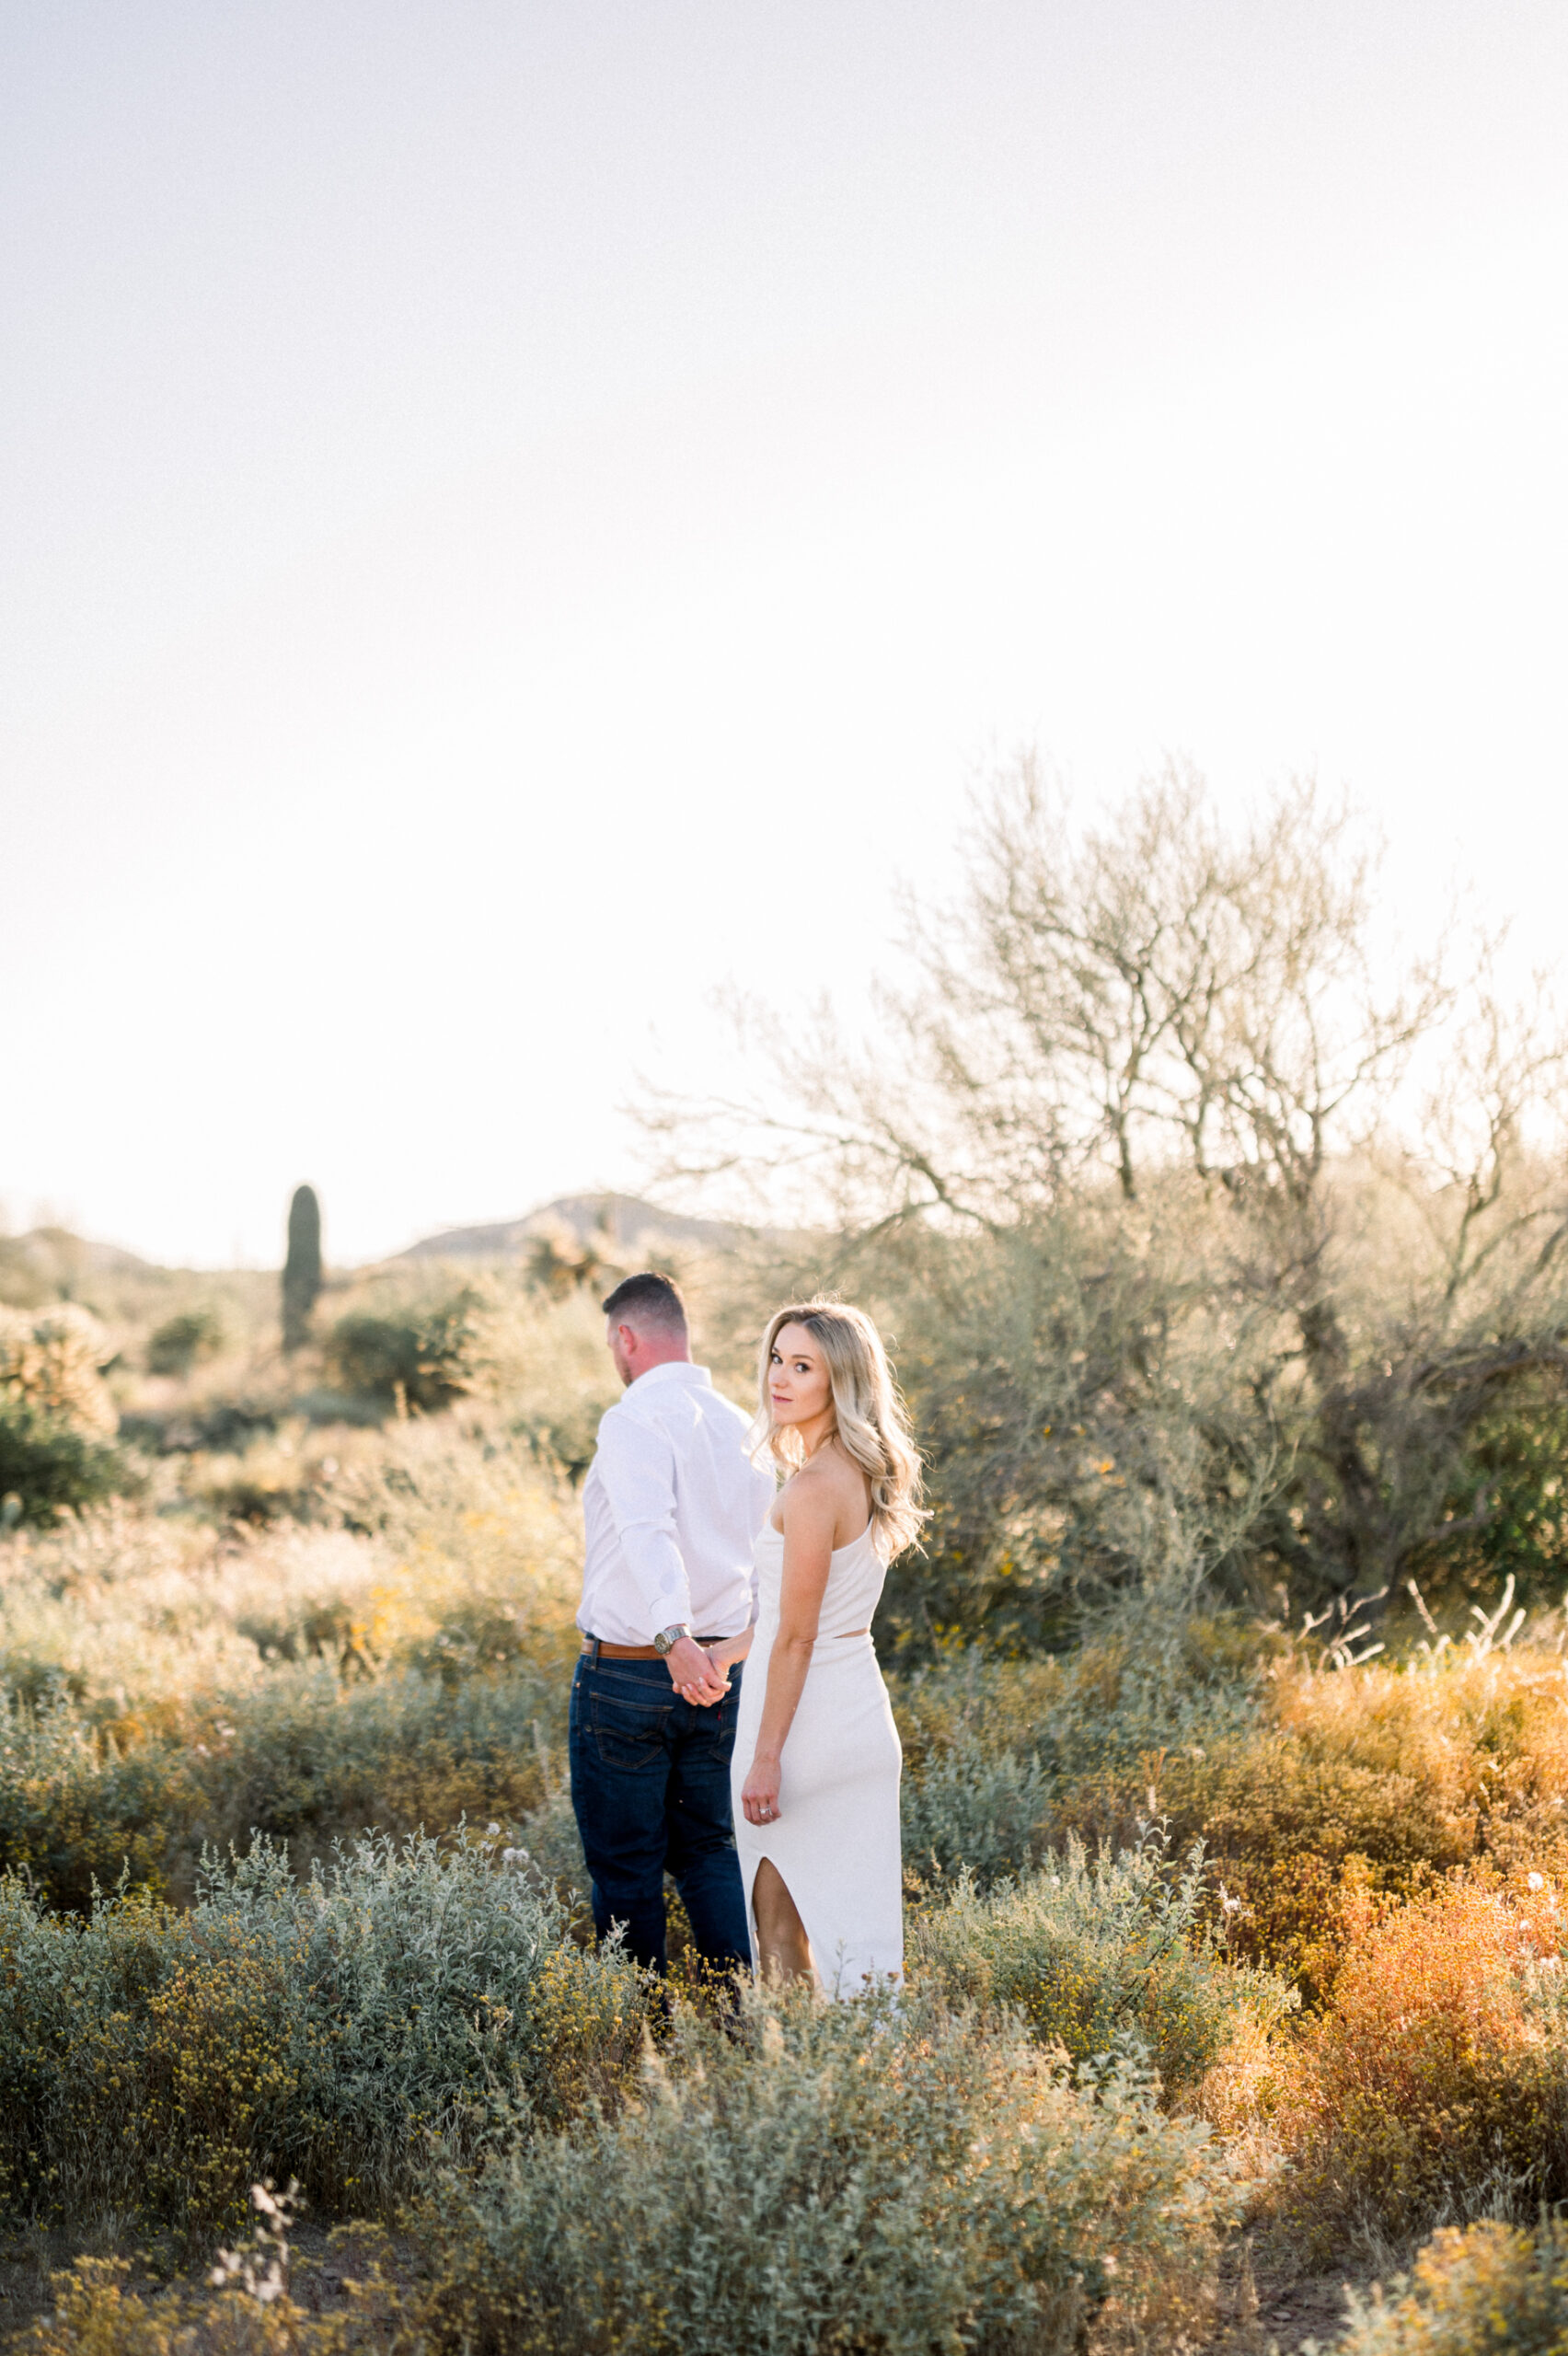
[6,2,1568,1265]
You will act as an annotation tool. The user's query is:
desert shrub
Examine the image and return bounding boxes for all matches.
[1326,2215,1568,2353]
[892,1617,1268,1889]
[186,1446,330,1526]
[912,1831,1293,2102]
[1415,1387,1568,1613]
[418,1980,1239,2356]
[1140,1634,1568,1998]
[895,1616,1265,1782]
[903,1731,1054,1888]
[0,1662,581,1910]
[0,1430,581,1711]
[146,1308,226,1376]
[1285,1876,1568,2250]
[208,1665,565,1862]
[19,2246,410,2356]
[0,1441,586,1905]
[0,1399,129,1526]
[0,1832,644,2233]
[0,1685,195,1908]
[120,1400,281,1454]
[327,1297,482,1415]
[892,1646,1075,1771]
[894,1613,1568,2005]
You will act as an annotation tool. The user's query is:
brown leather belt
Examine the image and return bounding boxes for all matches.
[580,1635,728,1661]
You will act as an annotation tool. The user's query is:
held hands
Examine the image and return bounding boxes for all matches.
[665,1633,729,1707]
[740,1750,781,1827]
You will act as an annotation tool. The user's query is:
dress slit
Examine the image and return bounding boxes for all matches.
[745,1854,816,1981]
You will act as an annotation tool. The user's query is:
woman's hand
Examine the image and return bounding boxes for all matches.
[741,1750,781,1827]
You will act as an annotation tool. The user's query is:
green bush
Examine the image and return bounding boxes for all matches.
[210,1665,564,1862]
[902,1731,1052,1888]
[418,1981,1239,2356]
[0,1664,578,1911]
[0,1686,195,1909]
[145,1308,226,1377]
[328,1296,482,1414]
[912,1831,1293,2100]
[0,1831,644,2233]
[892,1620,1266,1887]
[0,1399,128,1526]
[1323,2216,1568,2354]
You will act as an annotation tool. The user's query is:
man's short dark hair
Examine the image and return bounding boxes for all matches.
[601,1270,688,1334]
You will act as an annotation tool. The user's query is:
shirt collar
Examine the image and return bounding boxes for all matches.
[628,1359,712,1392]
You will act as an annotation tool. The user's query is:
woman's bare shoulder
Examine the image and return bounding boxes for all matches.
[780,1444,869,1541]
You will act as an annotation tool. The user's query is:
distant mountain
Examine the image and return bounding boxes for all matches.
[0,1225,157,1302]
[395,1193,744,1263]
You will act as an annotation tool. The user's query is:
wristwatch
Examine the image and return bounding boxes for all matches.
[652,1623,691,1657]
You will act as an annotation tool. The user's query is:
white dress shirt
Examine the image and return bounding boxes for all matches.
[579,1361,776,1644]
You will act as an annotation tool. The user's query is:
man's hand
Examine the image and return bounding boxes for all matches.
[666,1633,728,1706]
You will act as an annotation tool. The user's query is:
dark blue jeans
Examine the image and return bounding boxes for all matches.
[569,1650,751,1978]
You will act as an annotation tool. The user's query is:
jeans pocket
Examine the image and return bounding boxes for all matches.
[685,1683,740,1765]
[591,1687,672,1773]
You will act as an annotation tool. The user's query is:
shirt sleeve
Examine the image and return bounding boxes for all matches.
[593,1406,693,1636]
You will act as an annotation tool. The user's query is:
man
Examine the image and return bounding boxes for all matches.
[570,1269,773,1978]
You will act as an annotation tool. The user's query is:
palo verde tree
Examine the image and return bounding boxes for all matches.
[646,757,1568,1627]
[282,1184,324,1353]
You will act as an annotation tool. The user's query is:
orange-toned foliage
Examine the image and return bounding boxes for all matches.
[1044,1644,1568,2002]
[1284,1875,1568,2247]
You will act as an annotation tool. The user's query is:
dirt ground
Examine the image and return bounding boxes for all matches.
[0,2222,407,2348]
[2,2223,1377,2353]
[1204,2241,1376,2354]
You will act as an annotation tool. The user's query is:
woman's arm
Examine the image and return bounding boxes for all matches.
[739,1485,835,1827]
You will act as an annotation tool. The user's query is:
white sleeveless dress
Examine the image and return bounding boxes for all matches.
[731,1517,904,1993]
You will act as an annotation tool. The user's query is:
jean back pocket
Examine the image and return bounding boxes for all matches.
[591,1685,672,1773]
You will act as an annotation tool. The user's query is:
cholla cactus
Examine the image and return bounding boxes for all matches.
[282,1185,323,1352]
[0,1303,117,1436]
[525,1221,620,1301]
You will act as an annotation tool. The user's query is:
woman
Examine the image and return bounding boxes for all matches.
[700,1299,924,1993]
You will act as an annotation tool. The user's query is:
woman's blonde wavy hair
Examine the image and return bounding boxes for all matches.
[754,1299,927,1558]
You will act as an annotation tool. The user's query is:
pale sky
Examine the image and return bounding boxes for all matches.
[5,2,1568,1267]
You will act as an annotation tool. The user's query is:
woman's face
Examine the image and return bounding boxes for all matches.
[768,1322,833,1430]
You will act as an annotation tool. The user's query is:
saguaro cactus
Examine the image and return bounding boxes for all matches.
[282,1184,323,1352]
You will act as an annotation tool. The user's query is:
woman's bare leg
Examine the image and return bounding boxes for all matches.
[751,1858,813,1984]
